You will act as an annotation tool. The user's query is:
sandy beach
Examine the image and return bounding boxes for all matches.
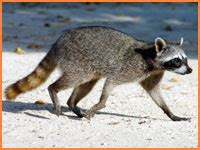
[2,3,198,148]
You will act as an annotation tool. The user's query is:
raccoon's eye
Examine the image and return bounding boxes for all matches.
[172,58,182,68]
[163,61,172,68]
[163,58,182,69]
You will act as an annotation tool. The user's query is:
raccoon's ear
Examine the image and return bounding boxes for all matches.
[179,37,184,46]
[155,37,166,54]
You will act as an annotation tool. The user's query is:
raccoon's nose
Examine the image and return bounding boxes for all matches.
[187,67,192,74]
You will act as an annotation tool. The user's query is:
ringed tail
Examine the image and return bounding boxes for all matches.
[5,50,56,100]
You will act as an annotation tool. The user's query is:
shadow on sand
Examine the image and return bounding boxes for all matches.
[2,100,170,121]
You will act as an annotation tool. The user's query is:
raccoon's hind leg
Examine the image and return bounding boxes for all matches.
[48,74,74,116]
[140,71,190,121]
[67,79,99,118]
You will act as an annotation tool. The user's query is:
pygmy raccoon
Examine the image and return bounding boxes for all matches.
[5,26,192,121]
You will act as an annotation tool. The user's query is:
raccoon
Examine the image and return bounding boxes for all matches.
[5,26,192,121]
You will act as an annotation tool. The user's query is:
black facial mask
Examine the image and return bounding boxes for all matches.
[163,58,182,69]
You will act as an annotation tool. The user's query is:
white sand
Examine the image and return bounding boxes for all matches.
[2,3,198,148]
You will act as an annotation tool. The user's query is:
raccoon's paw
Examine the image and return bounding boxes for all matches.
[171,115,191,121]
[83,109,96,120]
[54,105,61,117]
[71,107,85,118]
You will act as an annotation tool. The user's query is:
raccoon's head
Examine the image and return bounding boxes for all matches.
[153,37,192,75]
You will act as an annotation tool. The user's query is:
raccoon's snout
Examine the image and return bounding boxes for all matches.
[186,66,192,74]
[173,65,192,75]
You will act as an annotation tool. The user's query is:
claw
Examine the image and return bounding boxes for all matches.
[83,109,95,120]
[171,115,191,121]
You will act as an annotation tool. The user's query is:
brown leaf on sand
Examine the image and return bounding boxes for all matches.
[35,99,47,105]
[168,77,179,82]
[162,85,173,90]
[15,47,26,54]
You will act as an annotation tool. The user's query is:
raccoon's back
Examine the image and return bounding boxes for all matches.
[53,26,138,66]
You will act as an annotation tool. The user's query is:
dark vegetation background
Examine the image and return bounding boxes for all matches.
[3,2,197,57]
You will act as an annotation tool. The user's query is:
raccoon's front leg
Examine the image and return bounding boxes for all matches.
[140,71,190,121]
[83,79,115,120]
[67,79,99,118]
